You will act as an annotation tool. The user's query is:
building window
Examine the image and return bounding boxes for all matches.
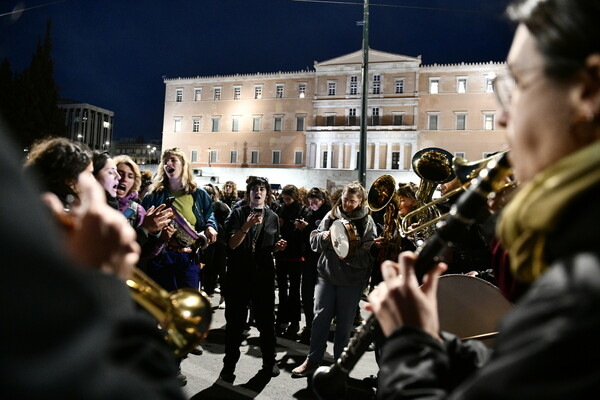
[176,88,183,102]
[371,107,380,125]
[350,76,358,95]
[322,151,328,168]
[174,118,182,132]
[194,88,202,101]
[272,150,281,165]
[485,75,495,92]
[328,81,336,96]
[348,108,357,126]
[251,150,259,164]
[455,152,465,159]
[296,116,305,131]
[294,151,303,165]
[484,114,495,130]
[298,83,306,98]
[211,117,220,132]
[428,113,439,130]
[230,150,238,164]
[393,114,403,125]
[252,116,261,131]
[395,79,404,94]
[233,86,241,100]
[276,84,284,99]
[457,77,467,93]
[213,87,221,101]
[391,152,400,170]
[429,78,440,94]
[326,115,335,126]
[190,150,198,163]
[192,118,201,132]
[372,74,381,94]
[209,150,217,164]
[456,113,466,130]
[232,117,240,132]
[274,116,283,131]
[254,85,263,99]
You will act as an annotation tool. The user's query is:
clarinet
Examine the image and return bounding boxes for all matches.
[312,153,510,400]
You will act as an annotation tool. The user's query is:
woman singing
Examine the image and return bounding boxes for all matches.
[368,1,600,398]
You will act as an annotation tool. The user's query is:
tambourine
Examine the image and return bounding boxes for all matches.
[330,219,361,261]
[170,208,208,250]
[436,274,513,346]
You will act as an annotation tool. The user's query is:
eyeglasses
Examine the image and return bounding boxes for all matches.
[492,66,546,112]
[492,73,515,112]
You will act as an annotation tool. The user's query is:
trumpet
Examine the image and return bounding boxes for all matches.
[127,268,212,356]
[401,150,510,239]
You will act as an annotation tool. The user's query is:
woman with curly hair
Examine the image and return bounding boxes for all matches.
[24,137,93,208]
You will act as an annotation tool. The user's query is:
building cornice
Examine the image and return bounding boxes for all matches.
[164,70,316,84]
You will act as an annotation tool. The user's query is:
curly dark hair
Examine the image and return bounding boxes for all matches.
[24,137,92,206]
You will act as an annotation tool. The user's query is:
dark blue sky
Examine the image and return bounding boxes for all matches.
[1,0,514,141]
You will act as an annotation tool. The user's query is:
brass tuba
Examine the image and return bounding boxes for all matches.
[367,174,401,261]
[126,268,212,356]
[400,147,455,244]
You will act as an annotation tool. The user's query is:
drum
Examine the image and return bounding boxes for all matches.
[330,219,361,261]
[436,274,513,346]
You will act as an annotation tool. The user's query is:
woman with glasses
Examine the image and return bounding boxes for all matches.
[292,181,377,377]
[219,176,287,383]
[368,1,600,398]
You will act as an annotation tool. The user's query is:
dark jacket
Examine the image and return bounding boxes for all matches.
[276,200,310,260]
[378,182,600,399]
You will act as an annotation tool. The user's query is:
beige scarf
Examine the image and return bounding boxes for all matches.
[497,141,600,283]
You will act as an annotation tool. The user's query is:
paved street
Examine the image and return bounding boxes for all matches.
[181,294,379,400]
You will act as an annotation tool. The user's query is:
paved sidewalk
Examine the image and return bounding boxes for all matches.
[181,294,379,400]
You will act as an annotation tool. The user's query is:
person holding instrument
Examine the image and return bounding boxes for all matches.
[292,181,376,378]
[368,0,600,398]
[142,147,217,293]
[220,176,287,383]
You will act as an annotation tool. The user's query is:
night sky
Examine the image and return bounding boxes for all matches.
[1,0,515,141]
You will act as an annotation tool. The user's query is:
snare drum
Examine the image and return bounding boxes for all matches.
[330,219,361,261]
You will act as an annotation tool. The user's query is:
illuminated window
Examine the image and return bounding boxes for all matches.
[457,77,467,93]
[484,114,495,130]
[429,78,440,94]
[254,85,263,99]
[298,83,306,98]
[194,88,202,101]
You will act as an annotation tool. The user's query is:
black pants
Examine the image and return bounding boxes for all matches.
[223,267,277,371]
[275,259,303,327]
[301,256,318,327]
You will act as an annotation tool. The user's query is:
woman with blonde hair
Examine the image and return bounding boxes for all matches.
[221,180,239,208]
[141,148,217,292]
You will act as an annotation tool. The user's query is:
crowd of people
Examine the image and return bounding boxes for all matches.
[3,0,600,398]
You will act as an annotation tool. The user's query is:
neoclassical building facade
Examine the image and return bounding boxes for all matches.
[161,49,508,177]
